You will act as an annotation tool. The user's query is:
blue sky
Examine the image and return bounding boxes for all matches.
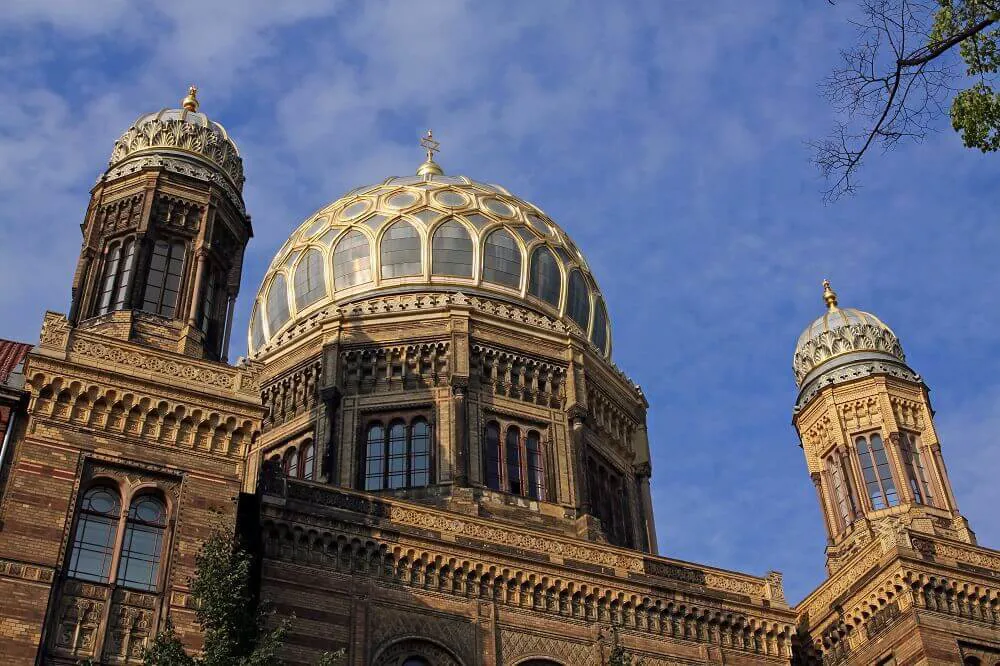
[2,1,999,604]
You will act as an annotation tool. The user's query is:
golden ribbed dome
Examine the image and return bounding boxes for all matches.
[792,281,905,386]
[249,171,610,359]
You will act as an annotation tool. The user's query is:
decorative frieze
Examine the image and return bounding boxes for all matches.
[471,343,564,408]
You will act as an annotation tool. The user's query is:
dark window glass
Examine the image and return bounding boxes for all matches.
[431,219,474,277]
[899,433,933,505]
[301,443,315,481]
[250,306,266,352]
[142,240,186,318]
[266,274,291,334]
[828,455,854,527]
[505,427,522,495]
[485,422,501,491]
[857,434,899,510]
[410,419,431,487]
[566,270,591,331]
[113,239,136,311]
[528,246,561,307]
[97,244,123,315]
[67,487,121,584]
[294,249,326,310]
[116,495,167,592]
[526,431,544,501]
[365,423,385,490]
[387,422,407,489]
[283,448,299,478]
[591,297,608,353]
[380,220,422,278]
[333,230,372,289]
[482,228,521,288]
[402,658,430,666]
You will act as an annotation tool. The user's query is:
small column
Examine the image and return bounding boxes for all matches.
[68,250,94,324]
[220,294,237,361]
[453,386,469,486]
[187,249,209,327]
[812,472,836,545]
[929,443,960,512]
[570,415,591,513]
[635,462,658,554]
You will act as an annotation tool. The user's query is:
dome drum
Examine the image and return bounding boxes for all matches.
[251,174,611,360]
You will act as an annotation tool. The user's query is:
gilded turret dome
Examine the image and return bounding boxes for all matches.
[792,280,907,390]
[249,139,610,360]
[107,86,244,191]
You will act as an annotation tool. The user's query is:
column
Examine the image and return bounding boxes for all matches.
[453,386,469,486]
[187,249,208,327]
[220,294,237,361]
[635,462,658,554]
[570,415,591,513]
[812,472,836,544]
[929,443,960,512]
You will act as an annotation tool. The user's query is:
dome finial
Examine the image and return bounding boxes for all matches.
[822,278,839,310]
[417,129,444,176]
[181,85,199,112]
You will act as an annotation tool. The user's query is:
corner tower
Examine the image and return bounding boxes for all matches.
[67,86,251,361]
[792,280,972,572]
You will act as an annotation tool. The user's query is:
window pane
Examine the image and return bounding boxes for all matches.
[116,496,166,592]
[528,246,561,307]
[566,270,591,331]
[506,427,522,495]
[485,422,501,491]
[333,230,372,289]
[67,487,121,584]
[302,443,315,481]
[112,240,136,310]
[266,274,291,333]
[380,220,422,279]
[365,424,385,490]
[387,423,407,489]
[431,219,474,277]
[482,228,521,288]
[526,431,544,501]
[98,245,122,315]
[283,449,299,478]
[591,297,608,353]
[410,420,431,487]
[869,434,899,507]
[294,249,326,310]
[142,240,186,317]
[250,306,266,352]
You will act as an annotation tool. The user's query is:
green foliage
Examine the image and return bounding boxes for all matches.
[143,620,195,666]
[606,625,644,666]
[316,649,347,666]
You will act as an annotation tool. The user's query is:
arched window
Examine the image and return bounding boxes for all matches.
[266,274,291,334]
[591,297,608,352]
[363,418,433,491]
[333,230,372,289]
[250,306,266,352]
[365,423,385,491]
[301,442,315,481]
[96,239,137,315]
[528,246,561,307]
[899,433,933,505]
[116,495,167,592]
[505,427,522,495]
[142,239,186,318]
[566,270,591,331]
[198,265,224,338]
[410,419,431,487]
[381,220,422,278]
[484,422,502,491]
[431,219,474,277]
[67,486,121,583]
[827,454,856,528]
[856,433,899,510]
[283,448,299,478]
[526,430,545,501]
[482,228,521,288]
[586,455,634,548]
[294,248,326,310]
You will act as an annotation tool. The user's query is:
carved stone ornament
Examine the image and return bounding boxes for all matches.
[793,309,906,385]
[369,605,473,666]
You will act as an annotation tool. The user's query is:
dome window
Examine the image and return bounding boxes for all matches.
[340,200,368,220]
[434,190,469,208]
[528,246,561,307]
[566,270,591,331]
[265,274,291,333]
[591,297,608,353]
[431,219,474,278]
[250,306,266,352]
[293,249,326,310]
[380,220,422,279]
[386,191,418,209]
[333,230,372,289]
[526,213,552,236]
[301,217,327,238]
[482,228,521,289]
[483,198,514,217]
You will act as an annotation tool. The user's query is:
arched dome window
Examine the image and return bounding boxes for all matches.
[431,219,474,277]
[380,220,422,279]
[591,297,608,353]
[293,249,326,310]
[528,246,561,307]
[566,270,591,331]
[333,230,372,289]
[250,306,266,351]
[266,274,291,334]
[482,228,521,288]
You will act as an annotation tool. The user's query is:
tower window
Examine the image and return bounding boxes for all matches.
[586,454,634,548]
[431,218,474,277]
[67,486,121,583]
[505,426,522,495]
[116,494,167,592]
[482,228,522,288]
[96,238,137,316]
[856,433,899,510]
[362,417,433,491]
[142,239,186,318]
[283,448,300,478]
[899,432,934,506]
[528,246,562,307]
[525,430,545,501]
[482,421,547,501]
[484,421,502,491]
[301,442,315,481]
[827,453,858,528]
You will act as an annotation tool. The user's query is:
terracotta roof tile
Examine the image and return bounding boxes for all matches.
[0,339,32,385]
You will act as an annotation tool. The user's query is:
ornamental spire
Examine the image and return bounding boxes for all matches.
[416,129,444,176]
[822,278,839,310]
[181,85,199,112]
